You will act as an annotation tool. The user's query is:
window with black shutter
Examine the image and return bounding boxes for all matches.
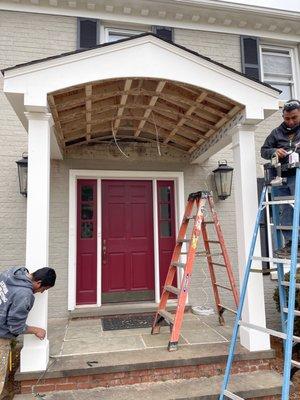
[241,36,261,81]
[77,18,99,49]
[152,26,173,42]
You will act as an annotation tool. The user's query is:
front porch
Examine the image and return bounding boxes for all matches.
[2,33,281,374]
[15,312,282,399]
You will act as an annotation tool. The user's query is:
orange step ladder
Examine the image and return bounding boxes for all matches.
[151,191,239,351]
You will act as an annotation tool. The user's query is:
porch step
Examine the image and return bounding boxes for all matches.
[14,370,283,399]
[70,302,185,318]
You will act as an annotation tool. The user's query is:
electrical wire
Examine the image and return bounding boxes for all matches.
[31,355,58,399]
[151,113,161,157]
[111,122,129,158]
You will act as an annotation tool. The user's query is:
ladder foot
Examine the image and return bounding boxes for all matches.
[218,315,225,326]
[151,325,161,335]
[168,341,178,352]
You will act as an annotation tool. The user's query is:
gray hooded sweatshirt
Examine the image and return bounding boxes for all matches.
[0,266,34,338]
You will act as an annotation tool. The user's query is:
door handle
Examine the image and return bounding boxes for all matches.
[102,239,107,256]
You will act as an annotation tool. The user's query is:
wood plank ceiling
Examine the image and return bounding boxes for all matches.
[48,78,244,155]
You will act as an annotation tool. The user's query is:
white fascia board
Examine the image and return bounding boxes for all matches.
[0,2,299,43]
[3,36,279,122]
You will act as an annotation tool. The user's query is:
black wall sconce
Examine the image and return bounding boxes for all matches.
[212,160,234,200]
[16,153,28,197]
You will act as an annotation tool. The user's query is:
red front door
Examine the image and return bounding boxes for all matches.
[102,180,155,303]
[157,181,176,294]
[76,179,97,305]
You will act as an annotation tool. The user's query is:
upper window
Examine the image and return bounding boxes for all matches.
[260,46,295,100]
[105,28,144,43]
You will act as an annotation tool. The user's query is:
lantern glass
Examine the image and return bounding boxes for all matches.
[213,160,233,200]
[16,155,28,196]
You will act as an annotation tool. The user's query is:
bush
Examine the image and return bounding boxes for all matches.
[273,270,300,337]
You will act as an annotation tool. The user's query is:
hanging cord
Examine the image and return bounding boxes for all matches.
[111,122,129,158]
[31,355,58,399]
[151,113,161,157]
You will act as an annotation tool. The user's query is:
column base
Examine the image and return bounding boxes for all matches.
[20,338,49,372]
[240,326,270,351]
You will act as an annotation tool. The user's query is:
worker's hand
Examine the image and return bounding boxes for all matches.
[275,148,288,159]
[34,327,46,340]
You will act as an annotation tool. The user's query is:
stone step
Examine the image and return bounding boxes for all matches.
[14,370,283,399]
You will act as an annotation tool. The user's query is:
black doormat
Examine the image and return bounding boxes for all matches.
[101,314,166,331]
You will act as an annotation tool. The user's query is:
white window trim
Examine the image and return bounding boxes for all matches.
[259,43,300,101]
[100,23,151,44]
[68,169,184,310]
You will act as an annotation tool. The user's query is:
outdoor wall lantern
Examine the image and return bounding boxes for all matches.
[212,160,234,200]
[16,153,28,197]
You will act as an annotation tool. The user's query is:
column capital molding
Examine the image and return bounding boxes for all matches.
[231,123,258,134]
[24,111,53,124]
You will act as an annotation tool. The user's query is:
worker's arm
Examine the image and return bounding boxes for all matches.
[6,292,35,337]
[260,130,287,160]
[24,326,46,340]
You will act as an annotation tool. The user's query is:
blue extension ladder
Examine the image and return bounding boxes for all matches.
[219,166,300,400]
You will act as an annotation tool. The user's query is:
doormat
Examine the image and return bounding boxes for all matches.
[101,314,167,331]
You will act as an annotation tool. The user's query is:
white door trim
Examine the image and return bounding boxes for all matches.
[68,169,184,310]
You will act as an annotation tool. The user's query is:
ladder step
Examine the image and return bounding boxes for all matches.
[238,321,300,343]
[281,281,300,290]
[177,239,190,243]
[252,256,293,264]
[273,196,295,201]
[218,304,237,314]
[158,309,175,325]
[275,225,300,231]
[223,390,244,400]
[250,268,278,273]
[203,221,215,224]
[263,199,295,205]
[215,282,232,291]
[291,359,300,368]
[211,262,226,267]
[165,285,180,296]
[184,215,196,221]
[172,262,185,269]
[205,240,220,244]
[283,307,300,317]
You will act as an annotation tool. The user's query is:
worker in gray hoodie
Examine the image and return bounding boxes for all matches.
[0,266,56,340]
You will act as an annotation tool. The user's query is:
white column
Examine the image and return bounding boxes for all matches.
[21,112,52,372]
[231,124,270,351]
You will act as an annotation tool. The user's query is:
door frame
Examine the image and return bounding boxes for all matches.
[68,169,184,310]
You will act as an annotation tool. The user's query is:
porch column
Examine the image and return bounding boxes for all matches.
[231,124,270,351]
[21,111,52,372]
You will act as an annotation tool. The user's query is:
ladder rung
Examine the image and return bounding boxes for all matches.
[205,240,220,244]
[177,239,190,243]
[218,304,237,314]
[273,196,295,201]
[211,262,226,267]
[165,285,180,296]
[281,281,300,290]
[215,282,232,291]
[283,307,300,317]
[223,390,244,400]
[172,262,185,269]
[238,321,300,343]
[203,221,214,224]
[184,215,196,220]
[291,359,300,368]
[250,268,278,273]
[252,256,293,264]
[158,309,174,325]
[263,199,295,205]
[275,226,300,230]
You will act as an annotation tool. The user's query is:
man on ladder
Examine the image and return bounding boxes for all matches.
[261,99,300,258]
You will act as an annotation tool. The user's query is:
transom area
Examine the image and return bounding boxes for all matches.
[48,78,244,155]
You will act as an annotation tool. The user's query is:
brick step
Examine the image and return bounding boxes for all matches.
[16,342,276,394]
[14,370,283,399]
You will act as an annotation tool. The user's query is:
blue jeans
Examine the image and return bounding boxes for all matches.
[272,175,297,243]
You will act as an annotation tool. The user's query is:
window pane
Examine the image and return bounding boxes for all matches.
[159,186,171,202]
[160,221,172,237]
[108,33,131,42]
[160,204,171,219]
[81,204,93,220]
[81,222,93,238]
[81,185,93,201]
[263,54,292,75]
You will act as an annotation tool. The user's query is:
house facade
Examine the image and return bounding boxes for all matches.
[0,0,299,373]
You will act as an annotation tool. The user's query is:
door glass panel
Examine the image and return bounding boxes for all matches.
[159,186,171,202]
[81,222,93,238]
[160,204,171,219]
[81,204,93,220]
[81,185,93,201]
[160,221,172,237]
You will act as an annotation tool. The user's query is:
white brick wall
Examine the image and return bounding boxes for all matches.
[0,13,282,327]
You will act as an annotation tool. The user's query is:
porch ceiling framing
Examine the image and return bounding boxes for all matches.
[48,77,244,154]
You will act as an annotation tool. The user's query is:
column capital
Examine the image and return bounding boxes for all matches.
[24,111,52,122]
[231,123,257,134]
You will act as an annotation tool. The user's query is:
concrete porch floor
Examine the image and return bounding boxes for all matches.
[48,312,235,357]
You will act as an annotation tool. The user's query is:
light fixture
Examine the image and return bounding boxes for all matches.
[212,160,234,200]
[16,153,28,197]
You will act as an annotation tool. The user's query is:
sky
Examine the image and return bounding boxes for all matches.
[217,0,300,12]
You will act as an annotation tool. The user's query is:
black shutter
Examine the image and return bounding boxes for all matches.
[78,18,99,49]
[152,26,173,42]
[241,36,261,81]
